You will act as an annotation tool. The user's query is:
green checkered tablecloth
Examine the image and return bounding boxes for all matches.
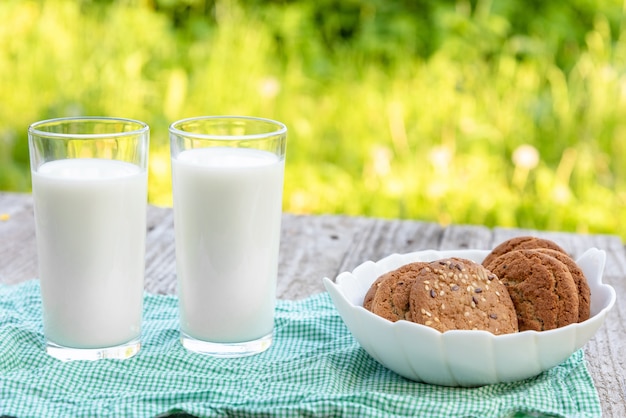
[0,280,601,418]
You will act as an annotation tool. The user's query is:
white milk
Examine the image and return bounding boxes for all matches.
[172,147,284,343]
[32,158,147,349]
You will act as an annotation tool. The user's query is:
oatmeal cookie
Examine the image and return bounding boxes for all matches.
[409,258,518,334]
[366,262,428,322]
[534,248,591,322]
[363,275,385,311]
[486,249,579,331]
[482,236,567,268]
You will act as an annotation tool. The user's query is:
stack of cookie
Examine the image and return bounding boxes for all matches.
[362,236,591,334]
[482,236,590,331]
[364,257,519,335]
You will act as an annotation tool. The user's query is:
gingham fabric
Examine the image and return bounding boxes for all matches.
[0,280,601,418]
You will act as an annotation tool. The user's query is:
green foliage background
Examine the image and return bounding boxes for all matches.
[1,0,625,238]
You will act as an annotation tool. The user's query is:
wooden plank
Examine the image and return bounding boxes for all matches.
[0,192,37,284]
[144,205,177,295]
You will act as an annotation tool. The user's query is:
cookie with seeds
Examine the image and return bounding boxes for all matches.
[409,258,518,334]
[366,262,429,322]
[533,248,591,322]
[486,249,579,331]
[482,236,567,268]
[363,275,385,311]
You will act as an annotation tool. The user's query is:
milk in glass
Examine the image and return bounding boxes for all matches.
[172,147,284,343]
[32,158,146,349]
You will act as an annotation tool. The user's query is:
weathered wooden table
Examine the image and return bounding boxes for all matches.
[1,191,624,416]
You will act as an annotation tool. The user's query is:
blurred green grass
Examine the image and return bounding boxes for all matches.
[1,0,625,239]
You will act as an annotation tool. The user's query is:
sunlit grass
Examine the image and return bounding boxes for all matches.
[1,0,625,239]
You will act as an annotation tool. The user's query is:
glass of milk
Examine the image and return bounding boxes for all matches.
[28,117,149,361]
[169,116,286,357]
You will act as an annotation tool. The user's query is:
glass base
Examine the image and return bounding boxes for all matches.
[46,338,141,361]
[181,331,273,358]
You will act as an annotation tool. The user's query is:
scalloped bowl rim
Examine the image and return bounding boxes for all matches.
[323,248,616,387]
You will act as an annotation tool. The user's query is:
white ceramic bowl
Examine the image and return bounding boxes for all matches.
[322,248,616,387]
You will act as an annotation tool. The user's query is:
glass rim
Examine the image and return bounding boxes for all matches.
[168,115,287,141]
[28,116,149,139]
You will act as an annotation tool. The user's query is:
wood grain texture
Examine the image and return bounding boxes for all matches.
[1,191,624,416]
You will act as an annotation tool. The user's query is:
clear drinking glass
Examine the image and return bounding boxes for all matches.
[28,117,149,361]
[169,116,287,357]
